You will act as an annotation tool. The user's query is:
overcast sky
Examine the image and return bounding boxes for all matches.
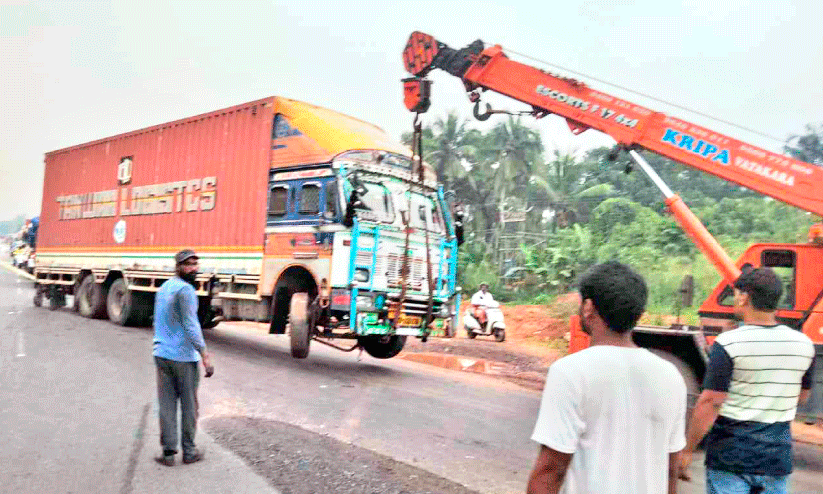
[2,0,821,221]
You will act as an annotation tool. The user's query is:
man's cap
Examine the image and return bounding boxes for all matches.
[479,281,489,287]
[175,249,199,264]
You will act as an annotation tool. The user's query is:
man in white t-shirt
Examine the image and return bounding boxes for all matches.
[527,261,687,494]
[470,282,495,326]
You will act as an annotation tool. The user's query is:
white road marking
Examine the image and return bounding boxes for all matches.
[16,331,26,357]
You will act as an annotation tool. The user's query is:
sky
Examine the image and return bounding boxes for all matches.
[1,0,822,221]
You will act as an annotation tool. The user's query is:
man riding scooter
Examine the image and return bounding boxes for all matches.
[471,282,495,327]
[464,282,506,341]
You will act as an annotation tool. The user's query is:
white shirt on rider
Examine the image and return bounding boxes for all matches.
[471,290,495,306]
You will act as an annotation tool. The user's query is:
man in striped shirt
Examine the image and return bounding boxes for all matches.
[678,267,815,493]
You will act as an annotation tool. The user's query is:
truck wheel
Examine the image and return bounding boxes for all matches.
[289,292,311,359]
[77,275,108,319]
[649,349,700,420]
[358,335,407,359]
[494,328,506,342]
[107,278,138,326]
[33,287,43,307]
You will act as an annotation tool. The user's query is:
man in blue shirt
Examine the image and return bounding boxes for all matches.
[678,267,815,493]
[153,249,214,466]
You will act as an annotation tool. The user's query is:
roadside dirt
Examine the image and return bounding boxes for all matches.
[400,303,570,391]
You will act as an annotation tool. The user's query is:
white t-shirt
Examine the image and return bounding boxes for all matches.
[531,346,687,494]
[470,290,495,306]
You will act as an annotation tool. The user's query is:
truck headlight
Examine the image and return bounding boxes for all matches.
[354,268,370,283]
[438,303,451,318]
[356,294,374,310]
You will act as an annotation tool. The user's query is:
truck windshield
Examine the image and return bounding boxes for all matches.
[356,182,394,223]
[407,192,443,233]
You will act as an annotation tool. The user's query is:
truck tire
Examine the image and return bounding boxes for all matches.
[77,275,108,319]
[289,292,311,359]
[107,278,139,326]
[33,287,43,307]
[649,349,700,420]
[358,335,407,359]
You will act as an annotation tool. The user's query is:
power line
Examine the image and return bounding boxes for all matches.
[501,46,788,145]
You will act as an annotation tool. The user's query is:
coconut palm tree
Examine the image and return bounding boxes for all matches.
[402,111,480,191]
[529,150,614,230]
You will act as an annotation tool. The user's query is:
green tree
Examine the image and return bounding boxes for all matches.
[402,111,480,190]
[785,123,823,166]
[471,116,543,238]
[529,151,614,230]
[579,147,753,209]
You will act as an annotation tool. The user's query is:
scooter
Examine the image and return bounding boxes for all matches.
[463,300,506,342]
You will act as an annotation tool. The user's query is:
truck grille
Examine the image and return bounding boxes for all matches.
[388,294,443,316]
[355,249,443,293]
[385,253,427,291]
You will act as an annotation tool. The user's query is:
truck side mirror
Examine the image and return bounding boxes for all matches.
[343,190,359,227]
[679,274,694,307]
[452,205,465,246]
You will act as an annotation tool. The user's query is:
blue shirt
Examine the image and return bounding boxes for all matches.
[153,277,206,362]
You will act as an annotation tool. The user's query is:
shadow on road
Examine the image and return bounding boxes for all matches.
[113,319,406,383]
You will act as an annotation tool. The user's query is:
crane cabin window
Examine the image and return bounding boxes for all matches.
[762,250,796,309]
[716,252,796,309]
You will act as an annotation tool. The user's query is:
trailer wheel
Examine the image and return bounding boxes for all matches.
[289,292,311,359]
[107,278,139,326]
[358,335,407,359]
[649,349,700,420]
[77,275,108,319]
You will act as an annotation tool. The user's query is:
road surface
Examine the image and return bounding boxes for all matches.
[0,265,819,493]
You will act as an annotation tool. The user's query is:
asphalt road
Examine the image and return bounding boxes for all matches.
[0,265,820,493]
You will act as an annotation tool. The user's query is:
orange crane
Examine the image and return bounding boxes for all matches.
[402,32,823,419]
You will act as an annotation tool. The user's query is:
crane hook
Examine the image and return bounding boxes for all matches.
[473,101,494,121]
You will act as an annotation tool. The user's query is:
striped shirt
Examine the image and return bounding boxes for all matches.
[703,324,815,476]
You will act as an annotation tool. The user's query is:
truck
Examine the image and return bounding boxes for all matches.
[401,32,823,419]
[34,96,461,359]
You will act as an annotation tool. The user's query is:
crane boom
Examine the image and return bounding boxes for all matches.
[403,32,823,217]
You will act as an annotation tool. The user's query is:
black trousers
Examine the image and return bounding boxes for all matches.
[154,356,200,456]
